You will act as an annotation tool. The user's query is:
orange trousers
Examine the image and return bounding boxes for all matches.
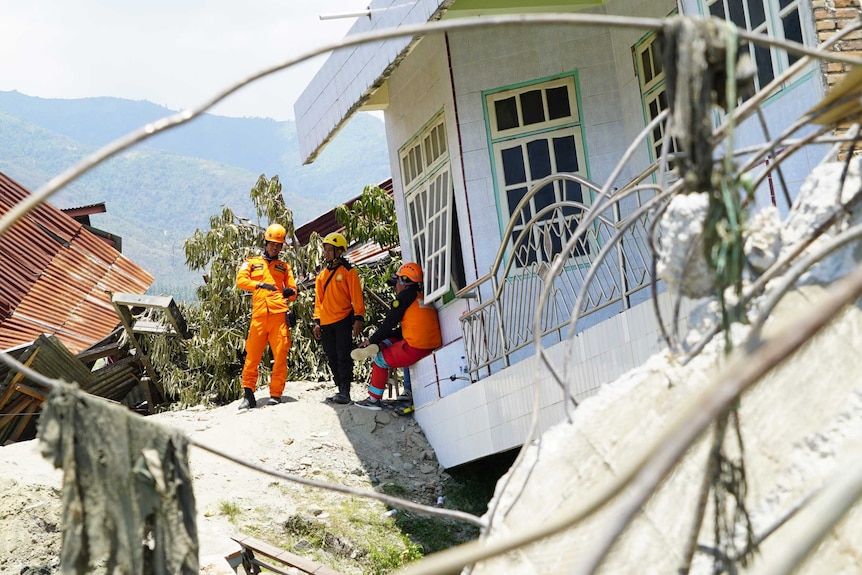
[241,312,291,397]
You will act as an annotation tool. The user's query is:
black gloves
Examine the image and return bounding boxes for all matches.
[256,283,294,297]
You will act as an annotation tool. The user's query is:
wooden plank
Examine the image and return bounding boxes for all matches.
[139,376,155,415]
[112,292,190,338]
[9,401,39,442]
[110,297,163,399]
[7,382,48,402]
[230,534,344,575]
[76,340,121,365]
[0,349,39,411]
[0,396,35,430]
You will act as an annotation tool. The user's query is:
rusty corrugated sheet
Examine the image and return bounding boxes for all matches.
[61,202,107,220]
[0,172,154,354]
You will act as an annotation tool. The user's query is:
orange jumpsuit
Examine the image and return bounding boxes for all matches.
[236,254,297,398]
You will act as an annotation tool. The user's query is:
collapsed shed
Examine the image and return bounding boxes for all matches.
[0,171,182,444]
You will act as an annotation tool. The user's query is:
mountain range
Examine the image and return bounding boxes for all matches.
[0,90,390,295]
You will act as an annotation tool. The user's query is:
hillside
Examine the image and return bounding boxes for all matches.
[0,91,390,293]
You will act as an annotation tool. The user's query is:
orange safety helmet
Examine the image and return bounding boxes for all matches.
[397,262,423,284]
[322,232,348,251]
[264,223,287,244]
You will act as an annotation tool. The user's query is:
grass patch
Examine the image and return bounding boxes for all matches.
[221,444,516,573]
[254,496,423,575]
[393,511,479,554]
[367,542,423,575]
[379,482,409,498]
[217,500,242,523]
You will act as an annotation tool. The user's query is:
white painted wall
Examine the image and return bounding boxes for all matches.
[382,8,671,404]
[417,291,698,468]
[375,0,831,466]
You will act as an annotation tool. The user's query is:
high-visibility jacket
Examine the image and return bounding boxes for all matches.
[402,296,442,350]
[236,254,297,316]
[313,260,365,326]
[369,286,441,350]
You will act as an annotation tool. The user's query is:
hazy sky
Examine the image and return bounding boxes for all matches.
[0,1,368,121]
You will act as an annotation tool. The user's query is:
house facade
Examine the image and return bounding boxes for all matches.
[296,0,854,467]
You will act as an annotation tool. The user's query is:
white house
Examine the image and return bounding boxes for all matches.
[295,0,844,468]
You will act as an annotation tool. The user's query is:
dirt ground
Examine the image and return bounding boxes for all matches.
[0,381,452,574]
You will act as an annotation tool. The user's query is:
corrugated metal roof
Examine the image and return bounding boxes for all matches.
[61,202,107,219]
[0,172,154,354]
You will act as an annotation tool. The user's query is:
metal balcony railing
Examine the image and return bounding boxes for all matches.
[457,171,663,382]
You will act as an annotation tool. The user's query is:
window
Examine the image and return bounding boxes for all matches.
[486,76,590,267]
[705,0,806,93]
[634,32,675,163]
[399,113,455,302]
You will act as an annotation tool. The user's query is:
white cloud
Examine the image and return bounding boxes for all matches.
[0,0,365,120]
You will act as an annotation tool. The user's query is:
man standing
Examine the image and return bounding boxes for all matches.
[313,232,365,404]
[235,223,297,409]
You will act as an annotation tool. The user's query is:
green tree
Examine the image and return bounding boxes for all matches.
[336,183,399,248]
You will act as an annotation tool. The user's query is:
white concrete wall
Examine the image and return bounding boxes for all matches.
[382,5,677,394]
[377,0,831,467]
[416,291,697,468]
[380,33,476,408]
[444,18,626,282]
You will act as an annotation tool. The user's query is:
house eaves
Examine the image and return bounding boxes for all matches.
[0,172,154,354]
[61,202,107,223]
[295,0,456,165]
[294,0,608,165]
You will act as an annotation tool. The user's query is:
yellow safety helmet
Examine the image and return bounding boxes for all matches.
[322,232,348,251]
[264,223,287,244]
[396,262,423,284]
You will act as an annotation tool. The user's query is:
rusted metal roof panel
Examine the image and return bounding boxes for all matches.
[101,251,154,293]
[348,241,393,265]
[61,202,107,218]
[0,172,154,354]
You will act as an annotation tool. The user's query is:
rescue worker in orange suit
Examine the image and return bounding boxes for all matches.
[312,232,366,405]
[235,223,298,409]
[352,262,441,410]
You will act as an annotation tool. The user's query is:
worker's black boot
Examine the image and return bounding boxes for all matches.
[238,387,256,410]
